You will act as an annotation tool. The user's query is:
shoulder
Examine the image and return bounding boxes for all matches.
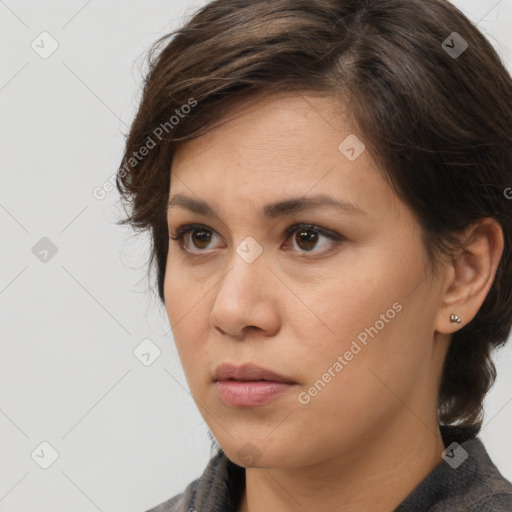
[143,479,192,512]
[436,435,512,511]
[143,450,244,512]
[143,492,185,512]
[396,430,512,511]
[462,436,512,501]
[465,492,512,511]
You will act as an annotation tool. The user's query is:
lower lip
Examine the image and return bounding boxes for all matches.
[215,380,295,407]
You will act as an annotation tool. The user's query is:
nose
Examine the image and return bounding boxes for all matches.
[209,249,281,339]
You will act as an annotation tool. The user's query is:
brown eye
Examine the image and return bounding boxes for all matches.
[170,224,220,252]
[295,229,319,251]
[284,223,343,255]
[170,222,343,256]
[189,228,213,249]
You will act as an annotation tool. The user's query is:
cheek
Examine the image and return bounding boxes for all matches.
[292,308,419,445]
[164,263,212,372]
[294,241,430,387]
[302,265,399,348]
[164,256,207,324]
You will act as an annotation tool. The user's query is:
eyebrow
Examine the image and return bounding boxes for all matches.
[167,193,366,219]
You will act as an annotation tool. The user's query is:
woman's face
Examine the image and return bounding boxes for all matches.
[165,92,450,468]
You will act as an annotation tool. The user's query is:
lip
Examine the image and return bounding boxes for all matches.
[215,380,295,407]
[213,362,296,383]
[213,363,297,408]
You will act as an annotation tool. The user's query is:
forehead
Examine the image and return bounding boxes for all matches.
[169,92,397,218]
[173,92,351,163]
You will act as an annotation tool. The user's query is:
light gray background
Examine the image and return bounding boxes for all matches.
[1,1,511,511]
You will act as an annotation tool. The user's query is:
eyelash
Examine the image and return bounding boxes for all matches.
[169,223,344,257]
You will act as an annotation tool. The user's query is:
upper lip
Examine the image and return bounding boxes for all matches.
[213,363,296,383]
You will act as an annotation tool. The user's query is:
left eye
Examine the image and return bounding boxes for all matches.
[283,224,343,253]
[169,223,343,254]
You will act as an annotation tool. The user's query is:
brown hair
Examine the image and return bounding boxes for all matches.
[116,0,512,433]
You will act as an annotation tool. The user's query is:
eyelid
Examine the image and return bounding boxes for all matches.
[169,222,344,255]
[283,223,342,242]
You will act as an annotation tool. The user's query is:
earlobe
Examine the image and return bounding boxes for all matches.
[449,313,462,324]
[435,218,504,334]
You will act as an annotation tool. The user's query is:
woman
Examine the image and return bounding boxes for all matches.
[116,0,512,510]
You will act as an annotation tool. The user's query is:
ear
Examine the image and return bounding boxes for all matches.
[435,218,504,334]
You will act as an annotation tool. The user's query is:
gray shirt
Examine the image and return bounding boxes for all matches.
[145,425,512,511]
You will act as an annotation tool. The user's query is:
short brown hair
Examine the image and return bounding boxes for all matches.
[116,0,512,433]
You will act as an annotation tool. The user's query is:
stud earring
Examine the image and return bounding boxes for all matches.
[450,313,462,324]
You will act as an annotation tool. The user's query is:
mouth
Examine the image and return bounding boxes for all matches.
[213,362,296,384]
[215,380,297,407]
[213,362,298,407]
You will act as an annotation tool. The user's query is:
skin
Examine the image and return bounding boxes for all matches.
[164,92,504,512]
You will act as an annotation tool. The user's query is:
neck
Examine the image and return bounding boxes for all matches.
[238,416,446,512]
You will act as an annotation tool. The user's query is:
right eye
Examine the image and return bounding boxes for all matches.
[169,224,223,253]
